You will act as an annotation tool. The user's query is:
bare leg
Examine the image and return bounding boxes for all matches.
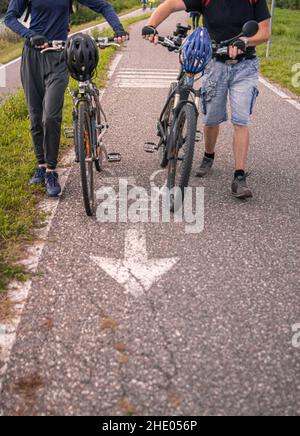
[231,125,253,198]
[233,125,249,170]
[196,125,220,177]
[204,125,220,154]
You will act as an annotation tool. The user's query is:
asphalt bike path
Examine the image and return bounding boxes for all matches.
[0,13,299,415]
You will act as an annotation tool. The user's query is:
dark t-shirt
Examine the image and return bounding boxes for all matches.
[183,0,271,42]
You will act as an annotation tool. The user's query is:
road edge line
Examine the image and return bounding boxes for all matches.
[259,76,300,112]
[0,52,123,401]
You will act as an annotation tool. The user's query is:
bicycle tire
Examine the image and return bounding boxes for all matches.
[78,101,95,216]
[167,103,197,212]
[94,92,104,173]
[159,82,177,168]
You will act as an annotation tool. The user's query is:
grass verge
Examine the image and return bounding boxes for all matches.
[0,5,141,65]
[257,7,300,96]
[0,13,150,294]
[190,7,300,96]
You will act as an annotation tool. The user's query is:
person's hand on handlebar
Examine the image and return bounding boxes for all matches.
[142,26,159,45]
[30,34,49,50]
[114,30,130,44]
[228,37,248,59]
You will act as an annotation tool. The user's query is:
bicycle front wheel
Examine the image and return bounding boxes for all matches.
[77,101,95,216]
[167,103,197,212]
[159,82,177,168]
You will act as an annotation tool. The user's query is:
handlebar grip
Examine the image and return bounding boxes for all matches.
[158,36,165,43]
[108,37,115,42]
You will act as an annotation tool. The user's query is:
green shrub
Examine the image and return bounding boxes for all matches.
[70,0,140,25]
[0,27,21,45]
[276,0,300,9]
[0,0,10,15]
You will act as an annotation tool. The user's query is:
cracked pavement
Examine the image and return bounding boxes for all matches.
[0,13,300,416]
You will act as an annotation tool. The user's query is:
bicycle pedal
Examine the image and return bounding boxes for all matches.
[107,153,121,163]
[144,142,158,153]
[64,127,74,139]
[195,130,203,142]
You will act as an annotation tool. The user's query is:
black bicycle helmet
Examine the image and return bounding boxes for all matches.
[65,33,99,81]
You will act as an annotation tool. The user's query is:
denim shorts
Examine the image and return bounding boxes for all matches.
[201,57,260,127]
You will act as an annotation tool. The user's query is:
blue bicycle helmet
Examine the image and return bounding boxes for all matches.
[181,27,212,75]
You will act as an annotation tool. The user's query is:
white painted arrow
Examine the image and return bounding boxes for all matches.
[91,229,179,297]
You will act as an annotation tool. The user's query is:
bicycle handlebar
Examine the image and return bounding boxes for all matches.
[157,36,234,56]
[156,20,259,57]
[158,35,183,52]
[212,35,242,56]
[212,20,259,57]
[212,36,247,57]
[41,37,119,53]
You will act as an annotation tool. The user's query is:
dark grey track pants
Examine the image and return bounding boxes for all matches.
[21,45,69,169]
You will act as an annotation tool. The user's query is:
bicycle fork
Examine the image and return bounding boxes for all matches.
[167,79,201,161]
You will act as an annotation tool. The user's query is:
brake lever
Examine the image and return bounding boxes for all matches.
[41,41,65,53]
[97,43,120,49]
[216,46,229,56]
[158,37,177,50]
[40,47,57,53]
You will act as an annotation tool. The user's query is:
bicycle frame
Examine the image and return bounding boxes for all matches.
[69,81,108,162]
[157,68,201,159]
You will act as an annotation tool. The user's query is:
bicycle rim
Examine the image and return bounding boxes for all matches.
[167,104,197,212]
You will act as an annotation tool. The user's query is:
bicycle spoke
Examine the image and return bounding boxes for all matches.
[167,104,197,212]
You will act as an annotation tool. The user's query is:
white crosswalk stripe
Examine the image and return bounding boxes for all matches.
[114,68,179,88]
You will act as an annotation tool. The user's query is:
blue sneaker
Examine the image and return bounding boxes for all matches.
[45,172,61,197]
[29,167,46,185]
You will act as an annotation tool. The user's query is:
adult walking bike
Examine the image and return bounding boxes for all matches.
[144,23,200,212]
[144,21,259,212]
[42,38,121,216]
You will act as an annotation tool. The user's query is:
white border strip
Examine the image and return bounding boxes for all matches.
[259,76,300,112]
[0,153,73,396]
[0,53,123,399]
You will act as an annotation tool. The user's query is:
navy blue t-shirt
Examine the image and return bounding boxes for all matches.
[5,0,124,41]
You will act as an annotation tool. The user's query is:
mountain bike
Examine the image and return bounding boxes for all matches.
[42,38,121,216]
[144,23,200,212]
[144,21,259,212]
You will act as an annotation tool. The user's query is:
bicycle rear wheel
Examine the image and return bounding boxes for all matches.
[77,101,95,216]
[167,103,197,212]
